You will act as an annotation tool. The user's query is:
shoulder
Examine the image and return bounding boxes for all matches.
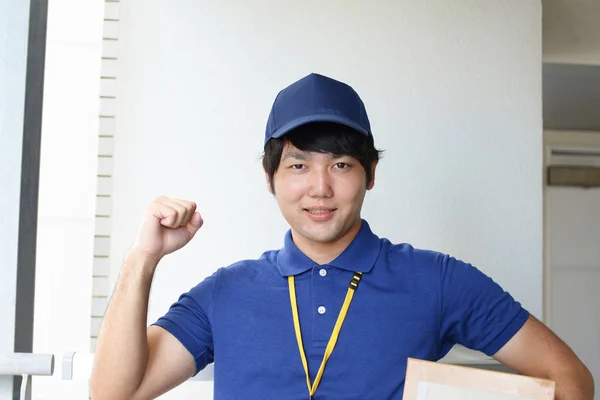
[380,239,451,273]
[377,240,484,290]
[183,249,281,306]
[212,249,281,285]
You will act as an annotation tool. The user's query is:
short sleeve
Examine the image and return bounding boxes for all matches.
[152,270,219,374]
[439,254,529,357]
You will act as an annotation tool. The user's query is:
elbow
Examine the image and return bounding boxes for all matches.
[89,371,111,400]
[89,375,137,400]
[582,366,595,399]
[552,363,595,400]
[575,363,595,399]
[89,374,101,399]
[90,389,133,400]
[89,382,107,400]
[89,378,112,400]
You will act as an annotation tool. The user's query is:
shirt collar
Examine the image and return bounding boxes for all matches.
[276,219,381,277]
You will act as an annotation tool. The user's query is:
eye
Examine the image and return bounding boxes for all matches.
[290,164,305,170]
[334,162,350,169]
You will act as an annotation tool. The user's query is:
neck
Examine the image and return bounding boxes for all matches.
[292,219,363,265]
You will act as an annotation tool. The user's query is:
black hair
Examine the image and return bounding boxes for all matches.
[262,122,383,194]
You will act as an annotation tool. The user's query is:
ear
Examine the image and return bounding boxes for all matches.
[366,160,378,190]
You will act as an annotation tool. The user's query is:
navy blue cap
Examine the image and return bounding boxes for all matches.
[264,73,372,146]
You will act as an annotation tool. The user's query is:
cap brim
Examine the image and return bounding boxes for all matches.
[269,114,371,140]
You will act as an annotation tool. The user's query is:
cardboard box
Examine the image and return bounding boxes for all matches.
[403,358,556,400]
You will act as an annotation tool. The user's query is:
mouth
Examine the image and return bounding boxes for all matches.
[305,208,336,214]
[303,207,337,221]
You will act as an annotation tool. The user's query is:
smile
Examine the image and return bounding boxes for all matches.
[303,208,337,221]
[305,209,336,214]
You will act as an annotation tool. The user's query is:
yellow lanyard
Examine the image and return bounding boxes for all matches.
[288,271,363,397]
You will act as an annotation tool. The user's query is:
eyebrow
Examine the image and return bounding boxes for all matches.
[282,151,312,162]
[281,151,346,162]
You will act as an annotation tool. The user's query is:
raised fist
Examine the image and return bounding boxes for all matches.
[130,196,203,262]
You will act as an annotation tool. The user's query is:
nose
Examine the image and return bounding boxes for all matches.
[308,168,333,198]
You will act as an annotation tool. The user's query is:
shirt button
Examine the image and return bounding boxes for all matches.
[319,269,327,277]
[318,306,326,315]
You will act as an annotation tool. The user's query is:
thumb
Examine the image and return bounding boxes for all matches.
[185,212,204,236]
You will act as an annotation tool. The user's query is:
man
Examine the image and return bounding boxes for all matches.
[90,73,594,400]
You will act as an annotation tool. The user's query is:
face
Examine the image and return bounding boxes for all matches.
[269,142,377,245]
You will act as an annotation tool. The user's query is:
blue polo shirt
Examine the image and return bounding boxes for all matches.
[153,220,529,399]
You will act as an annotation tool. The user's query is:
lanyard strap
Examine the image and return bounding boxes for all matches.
[288,271,363,397]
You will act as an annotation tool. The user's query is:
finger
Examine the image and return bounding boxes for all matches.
[159,199,184,227]
[163,198,194,227]
[148,200,178,228]
[169,198,196,226]
[155,197,186,227]
[185,211,204,237]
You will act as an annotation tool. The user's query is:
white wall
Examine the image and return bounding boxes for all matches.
[543,130,600,398]
[112,1,542,396]
[32,0,104,398]
[547,186,600,393]
[543,0,600,65]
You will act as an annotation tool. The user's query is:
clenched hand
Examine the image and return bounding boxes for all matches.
[131,196,203,263]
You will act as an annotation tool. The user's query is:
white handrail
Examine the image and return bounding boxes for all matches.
[0,353,55,400]
[0,353,54,376]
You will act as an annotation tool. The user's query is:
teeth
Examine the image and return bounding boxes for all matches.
[307,209,333,214]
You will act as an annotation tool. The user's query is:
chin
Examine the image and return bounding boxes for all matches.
[305,233,339,244]
[298,224,344,244]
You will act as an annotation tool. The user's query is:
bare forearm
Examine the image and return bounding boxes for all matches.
[90,252,159,400]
